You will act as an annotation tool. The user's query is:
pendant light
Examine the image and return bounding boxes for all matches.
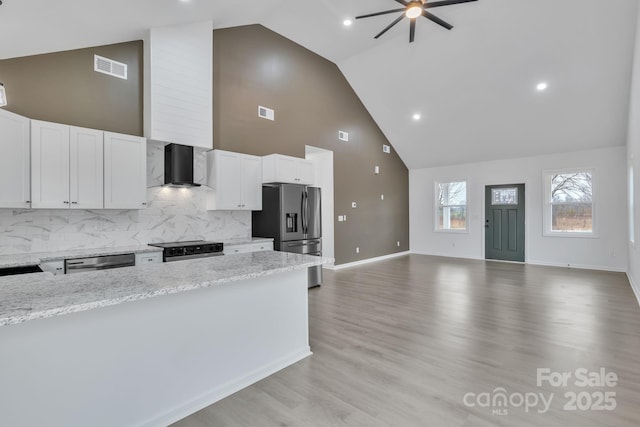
[0,83,7,107]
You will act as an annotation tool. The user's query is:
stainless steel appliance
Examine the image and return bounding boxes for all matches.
[252,184,322,287]
[148,240,224,262]
[65,253,135,274]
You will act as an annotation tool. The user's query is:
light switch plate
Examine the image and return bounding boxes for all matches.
[374,165,380,174]
[381,194,384,200]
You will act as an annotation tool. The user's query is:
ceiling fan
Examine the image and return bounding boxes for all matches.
[355,0,478,43]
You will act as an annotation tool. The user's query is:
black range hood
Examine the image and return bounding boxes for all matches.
[164,144,201,187]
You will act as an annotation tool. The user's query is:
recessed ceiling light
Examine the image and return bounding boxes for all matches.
[343,19,353,27]
[412,113,421,121]
[537,82,548,91]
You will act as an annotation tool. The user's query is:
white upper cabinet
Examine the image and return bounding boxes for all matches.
[70,127,104,209]
[31,120,71,209]
[144,21,213,149]
[206,150,262,211]
[104,132,147,210]
[262,154,315,185]
[31,121,104,209]
[0,109,31,208]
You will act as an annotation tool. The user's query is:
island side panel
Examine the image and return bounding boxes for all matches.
[0,269,310,427]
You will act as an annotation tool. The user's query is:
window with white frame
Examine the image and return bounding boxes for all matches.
[435,181,467,231]
[543,170,594,235]
[630,164,635,244]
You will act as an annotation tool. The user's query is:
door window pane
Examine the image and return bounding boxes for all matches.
[491,188,518,205]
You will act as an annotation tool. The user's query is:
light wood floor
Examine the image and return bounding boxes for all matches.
[173,255,640,427]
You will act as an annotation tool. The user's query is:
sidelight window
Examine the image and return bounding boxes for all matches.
[435,181,467,231]
[543,170,595,236]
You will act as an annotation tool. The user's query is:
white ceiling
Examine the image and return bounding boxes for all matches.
[1,0,638,169]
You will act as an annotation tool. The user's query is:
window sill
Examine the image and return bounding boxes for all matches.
[434,229,469,235]
[543,232,599,239]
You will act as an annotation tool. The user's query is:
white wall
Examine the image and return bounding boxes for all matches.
[410,147,627,272]
[306,146,335,263]
[626,6,640,295]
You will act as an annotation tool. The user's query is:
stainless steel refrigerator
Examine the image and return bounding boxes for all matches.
[252,184,322,287]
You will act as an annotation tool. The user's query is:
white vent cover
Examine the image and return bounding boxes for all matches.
[94,55,128,80]
[258,105,275,121]
[383,144,391,154]
[338,131,349,142]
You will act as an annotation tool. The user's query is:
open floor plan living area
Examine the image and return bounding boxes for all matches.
[0,1,639,426]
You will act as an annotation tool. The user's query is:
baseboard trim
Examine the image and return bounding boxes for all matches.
[326,251,411,270]
[138,347,312,427]
[527,260,627,273]
[628,272,640,307]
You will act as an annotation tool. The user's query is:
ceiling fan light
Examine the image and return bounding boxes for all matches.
[0,83,7,107]
[406,5,423,19]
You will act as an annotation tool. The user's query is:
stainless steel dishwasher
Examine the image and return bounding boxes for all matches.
[65,253,136,274]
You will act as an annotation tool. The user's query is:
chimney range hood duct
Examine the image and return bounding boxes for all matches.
[164,144,201,187]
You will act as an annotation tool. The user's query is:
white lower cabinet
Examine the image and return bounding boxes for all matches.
[0,110,31,208]
[224,241,273,255]
[104,132,147,210]
[39,260,65,275]
[135,252,163,266]
[31,120,104,209]
[206,150,262,210]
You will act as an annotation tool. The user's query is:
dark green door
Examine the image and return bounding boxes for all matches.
[485,184,525,262]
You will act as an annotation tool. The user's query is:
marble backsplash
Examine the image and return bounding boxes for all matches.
[0,142,252,255]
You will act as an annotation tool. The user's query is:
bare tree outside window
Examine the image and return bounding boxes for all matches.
[436,181,467,230]
[549,172,593,232]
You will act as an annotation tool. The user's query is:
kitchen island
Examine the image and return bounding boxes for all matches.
[0,251,322,427]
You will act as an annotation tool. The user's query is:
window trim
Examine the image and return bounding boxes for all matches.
[630,161,636,246]
[542,168,598,238]
[434,180,469,234]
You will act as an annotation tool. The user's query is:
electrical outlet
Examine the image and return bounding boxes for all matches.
[338,130,349,142]
[352,202,357,208]
[381,194,384,200]
[356,247,360,254]
[374,165,380,174]
[338,215,344,222]
[344,215,347,221]
[383,144,391,154]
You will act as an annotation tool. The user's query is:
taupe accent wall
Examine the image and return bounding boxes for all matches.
[0,41,143,136]
[213,25,409,264]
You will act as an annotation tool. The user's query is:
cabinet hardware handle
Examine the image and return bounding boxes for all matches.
[142,202,147,206]
[26,201,31,204]
[71,201,78,204]
[63,201,69,204]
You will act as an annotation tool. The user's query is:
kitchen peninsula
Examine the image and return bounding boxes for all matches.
[0,251,321,427]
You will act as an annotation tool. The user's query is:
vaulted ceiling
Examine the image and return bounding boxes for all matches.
[0,0,637,168]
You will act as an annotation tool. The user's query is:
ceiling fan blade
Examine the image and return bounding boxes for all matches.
[374,14,406,39]
[355,8,406,20]
[409,18,416,43]
[424,0,478,8]
[422,10,453,30]
[394,0,409,5]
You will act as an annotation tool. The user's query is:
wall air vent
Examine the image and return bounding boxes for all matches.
[338,131,349,142]
[258,105,275,121]
[94,55,128,80]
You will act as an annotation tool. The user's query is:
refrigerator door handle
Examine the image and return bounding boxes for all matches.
[301,192,306,236]
[304,191,309,235]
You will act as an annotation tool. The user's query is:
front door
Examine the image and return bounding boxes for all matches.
[485,184,525,262]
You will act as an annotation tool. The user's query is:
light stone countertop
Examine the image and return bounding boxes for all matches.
[0,245,163,269]
[0,251,325,327]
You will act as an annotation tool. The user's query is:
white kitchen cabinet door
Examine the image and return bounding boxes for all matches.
[262,154,315,185]
[207,150,262,210]
[104,132,147,210]
[0,110,31,208]
[242,155,263,210]
[70,127,104,209]
[31,120,70,209]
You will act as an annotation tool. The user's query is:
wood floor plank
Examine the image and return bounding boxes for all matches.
[173,255,640,427]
